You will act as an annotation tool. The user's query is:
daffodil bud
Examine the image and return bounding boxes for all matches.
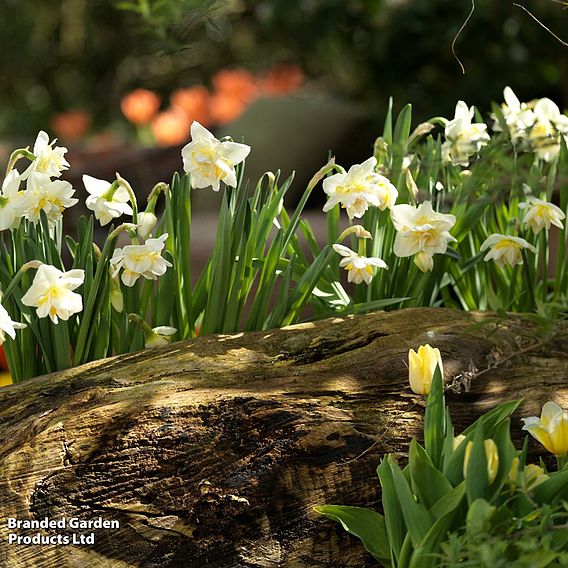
[463,439,499,484]
[145,326,177,348]
[522,401,568,458]
[413,252,434,273]
[109,272,124,313]
[408,344,443,395]
[137,211,158,239]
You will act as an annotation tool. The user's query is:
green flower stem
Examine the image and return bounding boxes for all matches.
[116,174,138,224]
[73,224,134,366]
[6,148,34,175]
[1,260,42,301]
[146,182,169,212]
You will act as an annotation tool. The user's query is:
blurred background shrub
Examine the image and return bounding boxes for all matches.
[0,0,566,195]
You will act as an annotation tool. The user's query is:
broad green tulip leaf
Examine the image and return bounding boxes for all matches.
[424,365,445,468]
[430,481,466,522]
[462,400,523,437]
[409,440,452,510]
[465,428,489,505]
[314,505,391,565]
[389,457,432,547]
[377,458,406,562]
[534,468,568,504]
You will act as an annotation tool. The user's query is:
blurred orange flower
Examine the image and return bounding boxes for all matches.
[259,64,304,96]
[50,110,91,141]
[212,68,258,103]
[151,107,190,147]
[171,86,212,127]
[209,92,248,126]
[121,89,161,125]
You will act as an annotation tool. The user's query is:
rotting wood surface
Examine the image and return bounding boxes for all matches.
[0,308,567,567]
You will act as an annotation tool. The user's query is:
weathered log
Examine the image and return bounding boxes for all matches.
[0,307,567,567]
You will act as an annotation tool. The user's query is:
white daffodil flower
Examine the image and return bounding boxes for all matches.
[391,201,456,267]
[322,157,398,220]
[21,264,85,324]
[0,169,28,231]
[83,175,133,226]
[24,172,78,225]
[137,211,158,239]
[480,234,536,267]
[492,86,536,142]
[441,101,490,166]
[145,326,177,348]
[0,300,26,345]
[181,121,251,191]
[529,98,568,162]
[519,196,565,235]
[332,244,388,285]
[110,233,172,287]
[22,131,70,179]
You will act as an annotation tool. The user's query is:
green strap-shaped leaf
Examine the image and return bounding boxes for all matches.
[424,365,445,469]
[314,505,391,565]
[389,457,433,547]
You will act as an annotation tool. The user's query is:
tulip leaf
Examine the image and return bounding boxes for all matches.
[389,457,433,547]
[533,468,568,505]
[430,481,466,521]
[409,439,452,510]
[314,505,391,565]
[377,457,406,562]
[465,428,489,505]
[424,364,445,469]
[462,400,523,437]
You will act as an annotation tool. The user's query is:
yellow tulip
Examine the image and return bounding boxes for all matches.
[408,344,443,395]
[522,401,568,457]
[464,439,499,484]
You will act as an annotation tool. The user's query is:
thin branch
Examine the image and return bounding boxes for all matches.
[452,0,476,74]
[513,2,568,47]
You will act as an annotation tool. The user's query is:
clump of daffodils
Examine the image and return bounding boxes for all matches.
[493,86,568,162]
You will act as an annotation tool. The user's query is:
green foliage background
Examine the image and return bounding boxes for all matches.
[0,0,566,136]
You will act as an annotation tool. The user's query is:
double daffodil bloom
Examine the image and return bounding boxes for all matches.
[181,121,251,191]
[24,172,78,225]
[522,401,568,457]
[519,196,565,235]
[391,201,456,271]
[332,244,388,285]
[22,131,70,179]
[408,344,443,395]
[83,175,133,226]
[463,439,499,484]
[110,233,172,287]
[21,264,85,324]
[0,169,28,231]
[492,86,536,143]
[0,299,26,345]
[480,234,536,267]
[322,157,398,220]
[441,101,490,166]
[529,98,568,163]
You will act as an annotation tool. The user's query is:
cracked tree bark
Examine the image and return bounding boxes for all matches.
[0,307,567,568]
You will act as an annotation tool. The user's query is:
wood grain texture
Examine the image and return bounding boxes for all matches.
[0,307,567,567]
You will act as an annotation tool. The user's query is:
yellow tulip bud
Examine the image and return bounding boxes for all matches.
[522,401,568,458]
[453,434,466,450]
[408,344,443,395]
[463,439,499,484]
